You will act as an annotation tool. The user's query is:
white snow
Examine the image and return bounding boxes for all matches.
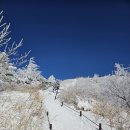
[43,88,101,130]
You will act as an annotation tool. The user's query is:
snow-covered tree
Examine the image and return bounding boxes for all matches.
[0,11,47,90]
[106,64,130,109]
[47,75,60,90]
[0,10,31,90]
[17,58,43,87]
[48,75,56,83]
[0,52,9,76]
[95,64,130,129]
[0,52,18,90]
[26,57,41,82]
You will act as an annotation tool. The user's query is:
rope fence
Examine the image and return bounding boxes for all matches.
[54,91,103,130]
[60,100,102,130]
[46,88,103,130]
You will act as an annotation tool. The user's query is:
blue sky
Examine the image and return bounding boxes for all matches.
[0,0,130,79]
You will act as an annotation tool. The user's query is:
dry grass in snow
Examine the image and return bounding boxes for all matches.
[0,87,44,130]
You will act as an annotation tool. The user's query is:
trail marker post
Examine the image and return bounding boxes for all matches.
[61,102,63,107]
[99,123,102,130]
[46,111,49,116]
[80,111,82,117]
[49,124,52,130]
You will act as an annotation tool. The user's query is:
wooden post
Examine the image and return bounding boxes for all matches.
[61,102,63,107]
[99,123,102,130]
[55,96,56,100]
[46,111,49,116]
[80,111,82,117]
[82,107,84,111]
[49,124,52,130]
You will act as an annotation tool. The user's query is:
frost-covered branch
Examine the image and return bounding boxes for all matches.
[9,50,31,66]
[6,39,23,56]
[0,11,11,48]
[0,11,30,67]
[15,50,31,66]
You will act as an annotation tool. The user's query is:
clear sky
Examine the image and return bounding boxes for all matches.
[0,0,130,79]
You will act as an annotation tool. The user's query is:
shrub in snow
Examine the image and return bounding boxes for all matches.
[97,64,130,130]
[0,88,44,130]
[77,99,92,111]
[59,63,130,130]
[92,101,130,130]
[59,86,78,106]
[105,64,130,109]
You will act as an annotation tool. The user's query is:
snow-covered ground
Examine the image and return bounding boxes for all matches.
[43,88,96,130]
[43,88,112,130]
[0,87,116,130]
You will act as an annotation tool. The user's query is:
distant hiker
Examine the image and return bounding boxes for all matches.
[53,87,55,93]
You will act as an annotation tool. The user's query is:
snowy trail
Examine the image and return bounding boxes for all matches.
[43,88,98,130]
